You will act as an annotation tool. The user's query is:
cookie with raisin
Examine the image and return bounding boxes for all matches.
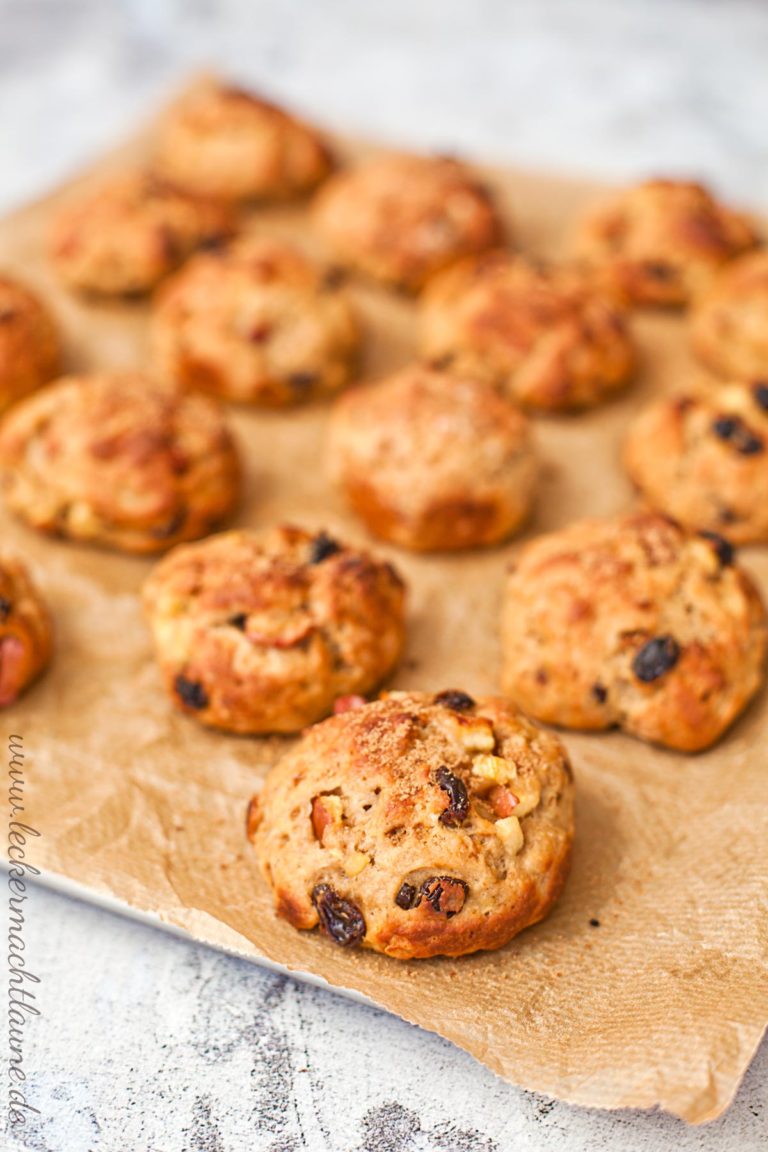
[313,152,503,291]
[151,235,360,406]
[327,364,537,551]
[573,179,757,307]
[624,382,768,544]
[0,556,52,708]
[0,371,239,553]
[420,252,635,411]
[501,512,767,751]
[248,689,574,959]
[690,250,768,379]
[142,526,406,733]
[0,276,60,415]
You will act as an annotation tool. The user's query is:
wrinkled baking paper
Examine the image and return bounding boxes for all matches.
[2,82,766,1124]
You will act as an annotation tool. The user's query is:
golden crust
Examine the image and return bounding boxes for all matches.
[142,526,407,733]
[313,153,504,291]
[151,79,333,203]
[327,364,538,551]
[0,372,240,554]
[0,555,52,708]
[624,383,768,544]
[151,235,361,406]
[420,252,635,411]
[690,250,768,379]
[250,690,574,959]
[501,512,767,752]
[49,173,233,295]
[574,179,758,307]
[0,276,60,415]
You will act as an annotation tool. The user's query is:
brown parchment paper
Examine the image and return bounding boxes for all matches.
[2,90,767,1125]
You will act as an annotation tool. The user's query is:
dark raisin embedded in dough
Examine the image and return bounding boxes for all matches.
[229,613,248,631]
[0,597,11,622]
[711,415,765,455]
[699,531,734,567]
[645,261,675,281]
[433,689,475,711]
[288,371,319,393]
[420,876,469,918]
[591,682,608,704]
[753,382,768,412]
[174,674,209,710]
[589,918,601,928]
[632,635,681,683]
[311,883,366,946]
[436,767,469,827]
[322,265,346,290]
[309,532,341,564]
[395,882,418,910]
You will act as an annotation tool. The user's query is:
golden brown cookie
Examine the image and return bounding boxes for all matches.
[690,250,768,379]
[151,235,360,406]
[574,179,757,307]
[624,383,768,544]
[0,556,52,708]
[142,526,406,733]
[327,364,537,551]
[0,276,60,415]
[152,79,333,203]
[248,689,574,959]
[501,512,767,752]
[49,173,233,295]
[0,372,239,553]
[313,152,503,291]
[420,252,635,411]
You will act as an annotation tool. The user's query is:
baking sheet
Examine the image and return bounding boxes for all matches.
[2,87,766,1124]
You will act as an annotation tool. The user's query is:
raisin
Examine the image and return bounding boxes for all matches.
[591,682,607,704]
[288,371,319,393]
[150,508,187,540]
[433,689,475,711]
[199,233,228,252]
[174,674,209,710]
[248,322,272,344]
[228,613,248,631]
[436,767,470,827]
[589,918,601,928]
[322,266,346,290]
[645,261,674,281]
[308,532,341,564]
[0,597,11,622]
[632,635,680,683]
[698,530,734,567]
[753,382,768,412]
[395,882,418,910]
[420,876,468,918]
[711,415,764,455]
[311,883,366,946]
[427,353,456,371]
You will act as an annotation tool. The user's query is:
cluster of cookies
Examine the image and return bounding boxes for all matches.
[2,77,767,961]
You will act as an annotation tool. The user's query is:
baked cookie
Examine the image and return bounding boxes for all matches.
[152,78,333,203]
[624,382,768,544]
[313,153,503,291]
[0,372,239,554]
[248,689,574,959]
[327,365,537,551]
[0,556,52,708]
[574,179,757,307]
[0,276,60,415]
[690,250,768,379]
[50,173,233,295]
[142,526,406,733]
[151,235,360,406]
[500,512,767,752]
[420,252,635,411]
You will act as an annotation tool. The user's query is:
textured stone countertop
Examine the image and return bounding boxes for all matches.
[2,1,767,1149]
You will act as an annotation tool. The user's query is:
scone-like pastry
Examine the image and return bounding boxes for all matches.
[152,79,333,203]
[0,372,239,554]
[248,689,574,959]
[327,365,537,551]
[142,526,406,733]
[690,250,768,379]
[0,276,60,415]
[624,383,768,544]
[313,153,503,291]
[574,179,757,307]
[421,252,635,411]
[0,556,52,708]
[501,512,767,752]
[50,173,233,295]
[151,235,360,406]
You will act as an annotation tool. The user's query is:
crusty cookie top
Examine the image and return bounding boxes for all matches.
[0,275,60,412]
[691,250,768,378]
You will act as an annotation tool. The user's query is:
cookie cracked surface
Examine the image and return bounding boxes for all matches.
[690,250,768,379]
[249,689,574,958]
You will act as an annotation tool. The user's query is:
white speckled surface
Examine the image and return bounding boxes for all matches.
[2,2,767,1149]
